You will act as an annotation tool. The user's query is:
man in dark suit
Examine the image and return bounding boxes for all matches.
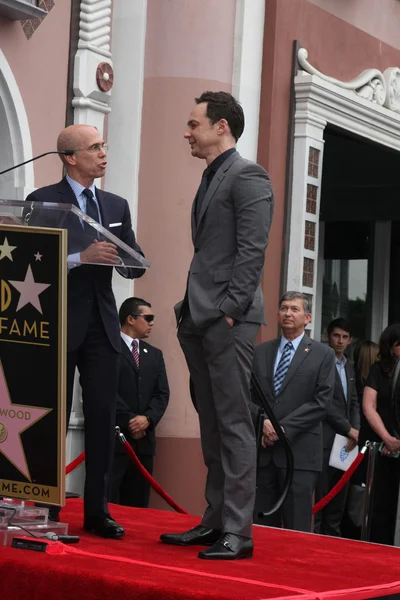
[109,297,169,507]
[252,291,335,533]
[26,124,145,538]
[160,91,274,560]
[314,318,360,537]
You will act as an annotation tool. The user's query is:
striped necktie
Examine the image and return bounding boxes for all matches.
[274,342,293,395]
[131,339,139,368]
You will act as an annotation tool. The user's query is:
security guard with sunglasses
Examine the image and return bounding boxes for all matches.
[109,297,170,507]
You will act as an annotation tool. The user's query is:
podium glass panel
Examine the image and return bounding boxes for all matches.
[0,200,150,269]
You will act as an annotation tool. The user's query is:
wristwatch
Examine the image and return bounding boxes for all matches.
[145,415,153,426]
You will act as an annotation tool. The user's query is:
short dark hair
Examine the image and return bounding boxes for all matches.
[279,291,312,314]
[195,91,244,142]
[327,318,352,337]
[119,297,151,326]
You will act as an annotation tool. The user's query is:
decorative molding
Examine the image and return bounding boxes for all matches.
[294,71,400,151]
[0,49,34,198]
[72,0,113,128]
[20,0,54,40]
[288,52,400,336]
[96,61,114,92]
[298,48,400,113]
[0,0,46,22]
[78,0,112,58]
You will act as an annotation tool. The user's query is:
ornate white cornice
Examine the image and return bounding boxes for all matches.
[298,48,400,113]
[78,0,112,58]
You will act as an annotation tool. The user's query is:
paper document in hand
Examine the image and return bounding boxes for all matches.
[329,434,358,471]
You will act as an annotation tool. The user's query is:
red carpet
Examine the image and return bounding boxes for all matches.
[1,499,400,600]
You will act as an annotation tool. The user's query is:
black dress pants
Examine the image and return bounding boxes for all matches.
[110,449,153,508]
[66,302,119,518]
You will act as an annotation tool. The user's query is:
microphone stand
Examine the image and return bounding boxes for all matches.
[0,151,72,176]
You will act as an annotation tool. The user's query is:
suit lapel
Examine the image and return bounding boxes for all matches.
[192,152,241,241]
[267,339,280,394]
[278,335,312,395]
[56,178,81,209]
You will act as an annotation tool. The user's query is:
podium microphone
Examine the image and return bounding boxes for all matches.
[43,531,80,544]
[0,150,74,176]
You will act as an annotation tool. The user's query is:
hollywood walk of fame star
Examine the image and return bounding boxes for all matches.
[34,252,42,262]
[0,237,17,261]
[0,361,51,481]
[9,264,50,315]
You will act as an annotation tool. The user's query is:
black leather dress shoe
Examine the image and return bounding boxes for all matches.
[83,516,125,539]
[198,533,253,560]
[160,525,222,546]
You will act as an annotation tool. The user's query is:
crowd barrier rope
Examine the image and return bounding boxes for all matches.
[65,438,371,519]
[65,427,188,515]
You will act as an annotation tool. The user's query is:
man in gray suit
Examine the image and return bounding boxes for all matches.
[314,318,360,536]
[160,91,274,560]
[252,291,335,532]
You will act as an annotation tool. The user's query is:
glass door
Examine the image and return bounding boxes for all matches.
[317,221,371,345]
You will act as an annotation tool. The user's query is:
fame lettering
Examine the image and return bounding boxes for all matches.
[1,281,11,312]
[0,280,50,343]
[0,317,49,340]
[0,408,31,420]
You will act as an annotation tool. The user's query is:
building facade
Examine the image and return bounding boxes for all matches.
[1,0,400,515]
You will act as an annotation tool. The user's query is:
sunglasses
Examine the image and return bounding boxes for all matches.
[131,314,155,323]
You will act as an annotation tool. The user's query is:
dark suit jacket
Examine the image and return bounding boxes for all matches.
[252,335,335,471]
[178,152,274,327]
[26,178,144,352]
[322,360,360,450]
[115,339,169,456]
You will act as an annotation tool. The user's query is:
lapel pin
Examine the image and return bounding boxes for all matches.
[304,348,309,353]
[143,348,148,353]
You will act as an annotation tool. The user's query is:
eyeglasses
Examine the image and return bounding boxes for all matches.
[72,143,108,154]
[131,314,155,323]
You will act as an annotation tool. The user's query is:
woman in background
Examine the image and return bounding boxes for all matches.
[363,324,400,545]
[341,340,378,539]
[355,341,379,416]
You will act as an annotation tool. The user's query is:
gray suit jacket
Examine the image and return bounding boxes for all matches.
[252,335,335,471]
[178,151,274,327]
[322,360,360,450]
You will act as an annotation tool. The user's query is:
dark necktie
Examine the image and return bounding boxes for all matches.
[194,167,211,224]
[82,188,100,239]
[82,188,100,223]
[131,339,139,368]
[273,342,293,395]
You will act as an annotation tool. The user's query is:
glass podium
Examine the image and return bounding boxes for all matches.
[0,199,150,269]
[0,199,149,545]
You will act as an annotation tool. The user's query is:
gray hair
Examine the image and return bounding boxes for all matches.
[279,291,312,314]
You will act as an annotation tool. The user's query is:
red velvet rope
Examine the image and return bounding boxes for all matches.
[312,451,365,515]
[65,446,188,515]
[65,452,85,475]
[66,446,365,517]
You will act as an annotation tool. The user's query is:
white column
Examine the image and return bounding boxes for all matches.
[232,0,265,161]
[104,0,147,310]
[286,74,327,337]
[72,0,113,133]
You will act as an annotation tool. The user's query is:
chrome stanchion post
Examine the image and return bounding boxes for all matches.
[361,441,379,542]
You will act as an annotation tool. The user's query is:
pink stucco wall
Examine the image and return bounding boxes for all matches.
[308,0,400,51]
[0,1,71,187]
